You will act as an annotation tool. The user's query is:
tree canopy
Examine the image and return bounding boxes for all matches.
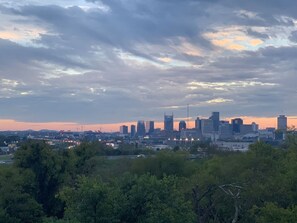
[0,138,297,222]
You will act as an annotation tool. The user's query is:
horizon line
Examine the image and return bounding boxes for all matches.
[0,115,296,132]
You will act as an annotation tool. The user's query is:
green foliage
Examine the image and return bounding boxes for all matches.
[2,139,297,222]
[59,173,195,223]
[117,143,155,155]
[131,151,196,178]
[283,133,297,150]
[119,174,195,223]
[0,167,44,223]
[251,202,297,223]
[60,177,123,223]
[14,141,66,217]
[92,157,133,181]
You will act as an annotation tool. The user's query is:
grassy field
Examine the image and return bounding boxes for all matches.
[0,154,13,161]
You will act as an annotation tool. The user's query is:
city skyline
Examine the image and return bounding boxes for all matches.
[1,0,297,129]
[1,114,297,132]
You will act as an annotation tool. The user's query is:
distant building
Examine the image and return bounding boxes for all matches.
[130,125,136,138]
[137,121,146,137]
[251,122,259,132]
[215,141,251,151]
[153,128,161,134]
[219,123,233,140]
[201,119,214,135]
[232,118,243,133]
[120,125,128,135]
[145,121,155,134]
[179,120,187,131]
[258,129,275,141]
[180,129,202,139]
[164,114,174,132]
[209,112,220,132]
[277,115,287,131]
[266,127,276,132]
[195,117,201,130]
[240,124,254,135]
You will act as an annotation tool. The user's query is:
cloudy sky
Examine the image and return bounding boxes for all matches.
[0,0,297,131]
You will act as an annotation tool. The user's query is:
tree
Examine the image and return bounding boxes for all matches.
[130,151,193,178]
[0,167,44,223]
[219,184,243,223]
[60,177,123,223]
[14,141,66,217]
[119,174,195,223]
[251,202,297,223]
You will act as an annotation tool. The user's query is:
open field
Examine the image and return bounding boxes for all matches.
[0,154,12,160]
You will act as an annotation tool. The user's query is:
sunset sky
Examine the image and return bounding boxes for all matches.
[0,0,297,131]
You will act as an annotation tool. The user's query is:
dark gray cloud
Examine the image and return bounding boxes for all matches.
[0,0,297,126]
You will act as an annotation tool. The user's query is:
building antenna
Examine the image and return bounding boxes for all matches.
[187,104,189,129]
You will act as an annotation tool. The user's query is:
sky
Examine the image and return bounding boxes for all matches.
[0,0,297,131]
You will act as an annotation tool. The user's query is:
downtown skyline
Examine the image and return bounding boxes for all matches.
[1,0,297,130]
[0,115,297,132]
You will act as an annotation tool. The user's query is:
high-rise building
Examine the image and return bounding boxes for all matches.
[120,125,128,134]
[232,118,243,133]
[209,112,220,132]
[137,120,146,137]
[130,125,136,138]
[145,121,155,134]
[277,115,287,131]
[164,114,174,132]
[195,117,201,130]
[179,120,187,131]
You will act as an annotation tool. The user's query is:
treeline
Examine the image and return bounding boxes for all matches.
[1,139,297,222]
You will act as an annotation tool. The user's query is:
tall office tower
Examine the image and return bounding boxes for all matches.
[130,125,136,138]
[277,115,287,131]
[149,121,154,134]
[209,112,220,132]
[179,120,187,131]
[120,125,128,134]
[195,117,201,130]
[145,121,155,134]
[232,118,243,133]
[164,114,174,132]
[137,120,146,137]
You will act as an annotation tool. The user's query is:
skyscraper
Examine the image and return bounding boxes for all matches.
[120,125,128,134]
[164,114,174,132]
[195,117,201,130]
[137,120,146,137]
[145,121,155,134]
[130,125,136,138]
[179,120,186,131]
[209,112,220,132]
[277,115,287,131]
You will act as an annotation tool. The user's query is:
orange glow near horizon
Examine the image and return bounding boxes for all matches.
[0,117,296,132]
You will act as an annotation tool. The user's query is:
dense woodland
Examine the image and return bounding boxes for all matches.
[1,136,297,223]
